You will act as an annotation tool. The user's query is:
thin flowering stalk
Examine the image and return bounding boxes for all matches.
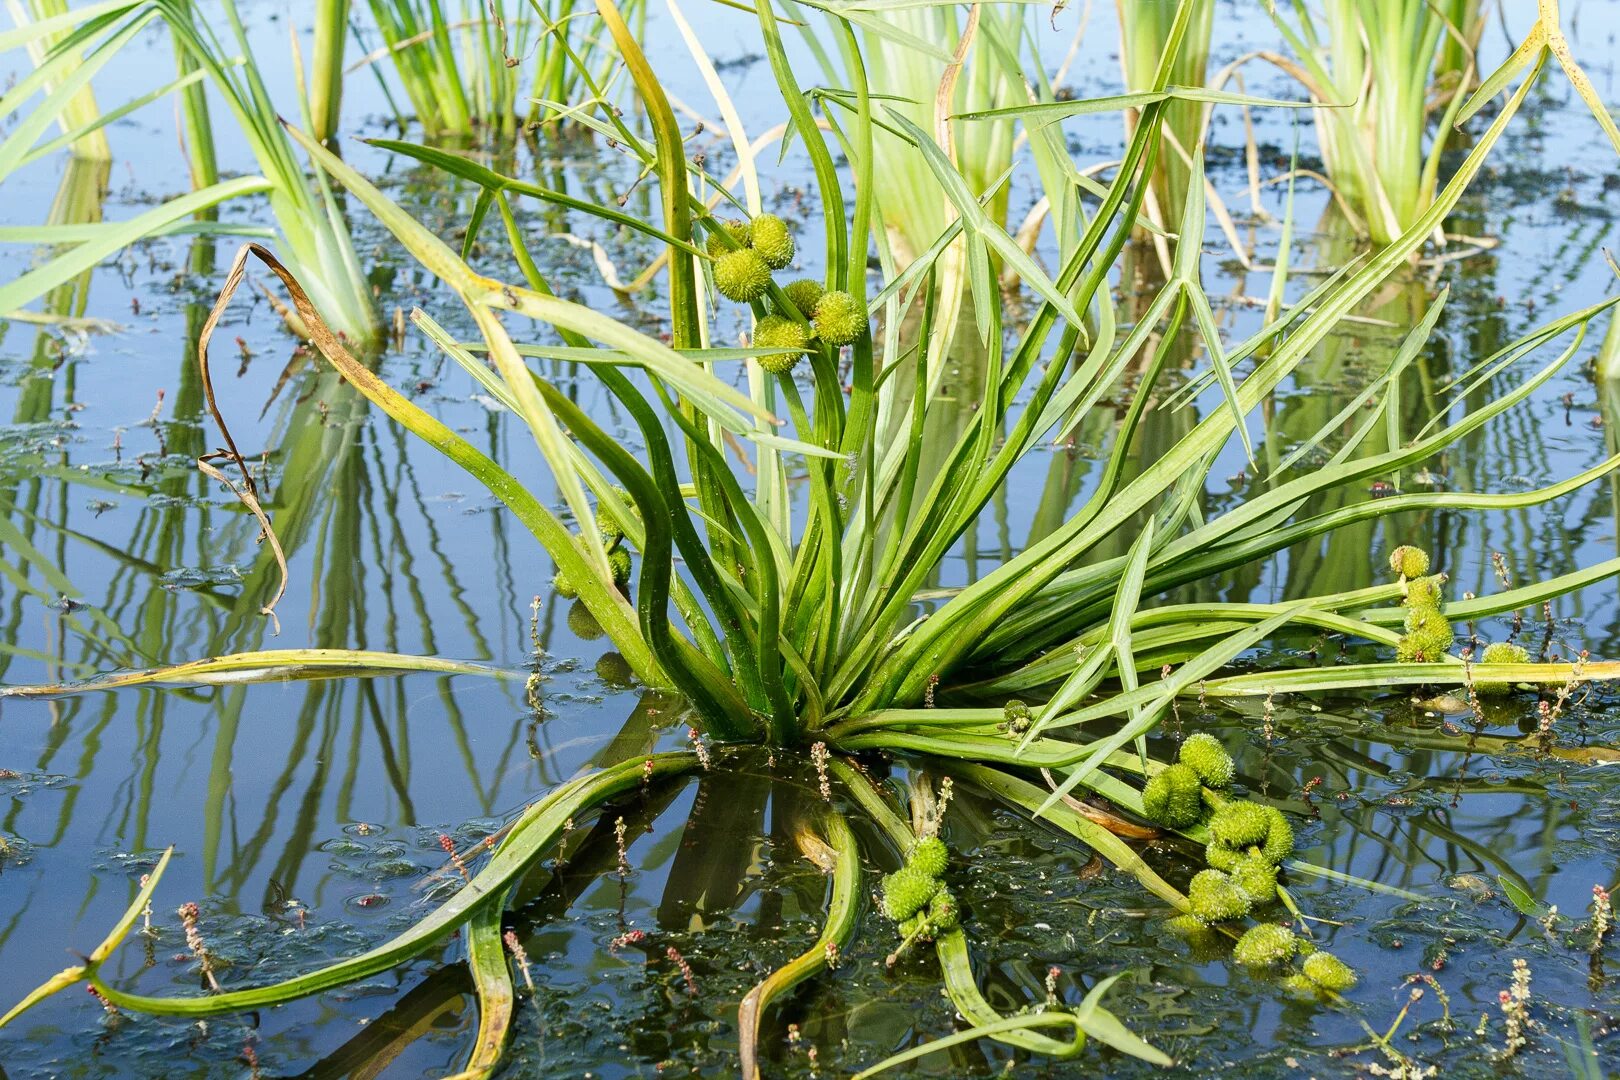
[439,833,470,881]
[811,742,831,802]
[614,816,630,879]
[609,928,647,953]
[178,901,221,992]
[666,945,698,994]
[504,930,536,992]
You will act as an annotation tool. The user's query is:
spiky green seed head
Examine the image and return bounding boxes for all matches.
[882,865,940,922]
[1209,801,1272,848]
[1232,923,1298,968]
[1301,950,1357,992]
[898,913,922,938]
[1397,605,1454,663]
[1141,763,1204,829]
[781,278,825,318]
[908,836,948,879]
[1004,699,1030,723]
[1483,642,1530,665]
[926,889,960,932]
[749,213,795,270]
[608,546,632,586]
[812,290,866,346]
[705,218,751,258]
[1389,545,1430,579]
[714,248,772,303]
[1206,840,1243,873]
[1179,733,1235,789]
[1404,574,1443,608]
[552,568,578,599]
[1188,868,1252,924]
[753,314,811,375]
[1261,806,1294,865]
[1282,973,1321,995]
[1232,851,1279,905]
[567,601,604,641]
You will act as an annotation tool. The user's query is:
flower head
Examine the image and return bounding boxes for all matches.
[1482,642,1530,665]
[1209,801,1271,848]
[782,278,825,318]
[1389,545,1431,579]
[749,213,795,269]
[1179,732,1234,789]
[753,314,811,374]
[714,248,772,303]
[1301,950,1357,991]
[882,865,940,922]
[812,290,866,346]
[908,836,948,879]
[1397,605,1454,662]
[705,218,751,258]
[1232,923,1297,967]
[1141,763,1204,829]
[1188,868,1252,924]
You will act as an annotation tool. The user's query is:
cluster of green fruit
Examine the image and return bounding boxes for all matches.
[706,214,866,374]
[1389,544,1529,672]
[1228,923,1358,995]
[551,503,631,598]
[1141,735,1293,923]
[880,836,959,954]
[1153,739,1359,994]
[1390,545,1454,663]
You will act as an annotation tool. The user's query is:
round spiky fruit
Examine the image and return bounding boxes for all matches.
[898,913,922,938]
[1179,733,1234,789]
[1388,545,1430,579]
[1483,642,1530,665]
[1403,574,1443,608]
[1260,806,1294,865]
[705,218,751,258]
[1205,840,1243,873]
[753,314,811,374]
[749,213,795,269]
[908,836,948,879]
[552,568,578,599]
[1397,605,1454,663]
[567,601,603,641]
[1188,869,1252,924]
[608,546,632,586]
[1141,763,1204,829]
[926,889,960,932]
[1232,923,1297,968]
[714,248,772,303]
[882,865,940,922]
[812,289,866,346]
[781,278,825,318]
[1232,851,1279,905]
[1301,951,1358,992]
[1209,801,1272,848]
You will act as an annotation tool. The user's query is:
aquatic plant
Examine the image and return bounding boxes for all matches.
[352,0,637,137]
[0,0,378,340]
[1268,0,1618,245]
[6,0,1620,1075]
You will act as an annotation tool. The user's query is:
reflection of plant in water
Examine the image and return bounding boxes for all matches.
[5,0,1620,1074]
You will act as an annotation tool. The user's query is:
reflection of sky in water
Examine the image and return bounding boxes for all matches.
[0,0,1617,1074]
